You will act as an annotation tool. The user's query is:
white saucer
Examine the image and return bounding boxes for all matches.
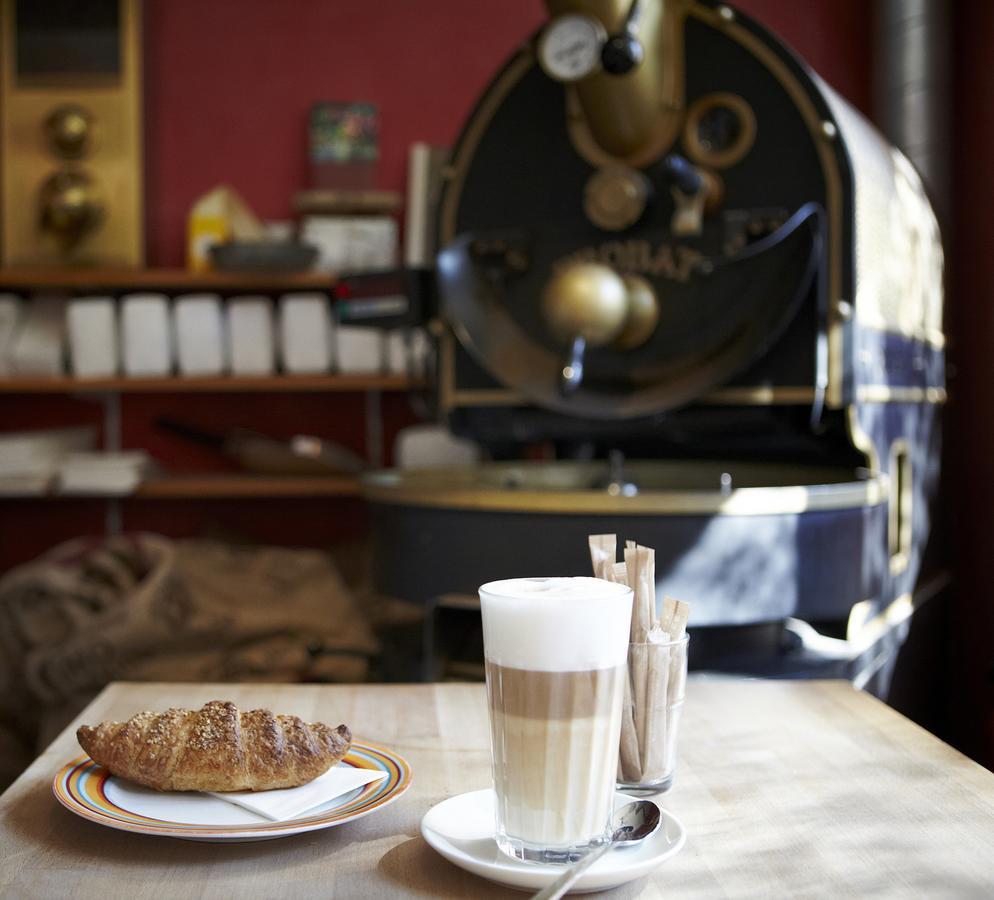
[420,789,685,894]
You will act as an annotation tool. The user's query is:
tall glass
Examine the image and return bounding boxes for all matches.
[480,576,633,864]
[616,634,689,793]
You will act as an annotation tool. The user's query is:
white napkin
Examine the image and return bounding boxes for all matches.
[209,764,387,821]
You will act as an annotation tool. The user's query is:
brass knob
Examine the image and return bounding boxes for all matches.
[583,166,650,231]
[542,264,660,350]
[614,275,660,349]
[44,104,95,159]
[542,263,629,346]
[39,169,105,250]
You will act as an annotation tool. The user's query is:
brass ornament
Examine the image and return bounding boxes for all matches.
[683,92,756,170]
[548,0,691,166]
[614,274,660,349]
[44,104,96,160]
[583,166,651,231]
[542,264,660,350]
[38,169,105,250]
[541,262,629,345]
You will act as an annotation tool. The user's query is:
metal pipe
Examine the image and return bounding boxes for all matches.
[873,0,951,223]
[545,0,674,160]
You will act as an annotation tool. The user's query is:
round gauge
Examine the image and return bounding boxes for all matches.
[538,14,606,83]
[683,93,757,169]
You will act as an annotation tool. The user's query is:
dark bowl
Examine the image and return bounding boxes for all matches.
[209,240,319,272]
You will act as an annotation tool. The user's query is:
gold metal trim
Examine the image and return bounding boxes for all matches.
[689,4,844,408]
[447,378,946,409]
[559,0,691,167]
[698,386,815,405]
[439,51,535,246]
[448,384,818,408]
[683,92,757,169]
[846,404,879,473]
[887,439,912,575]
[451,389,528,407]
[363,467,886,516]
[856,386,947,404]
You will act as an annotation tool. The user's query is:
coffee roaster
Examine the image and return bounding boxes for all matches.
[359,0,944,685]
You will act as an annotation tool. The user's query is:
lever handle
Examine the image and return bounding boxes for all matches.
[661,153,704,195]
[601,0,644,74]
[560,335,587,396]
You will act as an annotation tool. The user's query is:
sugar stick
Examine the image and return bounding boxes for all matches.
[642,628,671,781]
[588,534,617,581]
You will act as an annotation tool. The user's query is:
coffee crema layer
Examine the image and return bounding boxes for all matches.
[485,661,622,720]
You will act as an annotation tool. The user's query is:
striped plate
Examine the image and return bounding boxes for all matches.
[53,740,412,842]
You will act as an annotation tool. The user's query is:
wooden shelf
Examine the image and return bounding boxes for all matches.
[134,474,362,498]
[1,474,363,500]
[0,374,419,393]
[0,267,335,293]
[293,188,403,215]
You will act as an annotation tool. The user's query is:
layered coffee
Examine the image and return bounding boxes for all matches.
[479,577,633,863]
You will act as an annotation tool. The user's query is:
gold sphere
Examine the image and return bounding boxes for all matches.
[583,167,650,232]
[614,275,660,349]
[39,169,105,250]
[44,104,95,159]
[541,263,628,346]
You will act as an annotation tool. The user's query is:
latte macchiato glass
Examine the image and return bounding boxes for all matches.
[479,576,633,864]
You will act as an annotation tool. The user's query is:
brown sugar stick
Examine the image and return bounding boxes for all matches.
[668,599,690,705]
[658,598,690,779]
[610,561,630,586]
[611,546,637,777]
[618,666,642,782]
[625,544,653,644]
[659,595,678,635]
[625,544,656,772]
[589,534,617,581]
[642,630,671,782]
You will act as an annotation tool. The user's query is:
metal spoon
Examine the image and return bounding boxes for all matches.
[530,800,661,900]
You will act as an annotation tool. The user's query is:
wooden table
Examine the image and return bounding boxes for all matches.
[2,679,993,898]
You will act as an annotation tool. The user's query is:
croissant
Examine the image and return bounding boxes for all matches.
[77,700,351,792]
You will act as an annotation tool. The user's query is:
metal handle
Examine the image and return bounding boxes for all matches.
[530,842,612,900]
[560,335,587,395]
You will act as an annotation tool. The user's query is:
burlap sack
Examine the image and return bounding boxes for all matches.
[0,534,378,790]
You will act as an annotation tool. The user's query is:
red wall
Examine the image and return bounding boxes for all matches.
[0,1,872,570]
[142,0,871,266]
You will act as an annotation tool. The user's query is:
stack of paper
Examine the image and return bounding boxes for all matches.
[386,328,430,377]
[279,294,332,373]
[121,294,173,376]
[0,427,97,495]
[301,216,397,274]
[67,296,118,378]
[57,452,155,496]
[228,296,275,375]
[336,326,384,374]
[0,294,22,375]
[8,294,66,375]
[174,294,226,376]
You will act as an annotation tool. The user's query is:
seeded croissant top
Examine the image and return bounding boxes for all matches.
[76,700,351,792]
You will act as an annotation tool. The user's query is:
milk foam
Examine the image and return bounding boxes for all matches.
[479,576,632,671]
